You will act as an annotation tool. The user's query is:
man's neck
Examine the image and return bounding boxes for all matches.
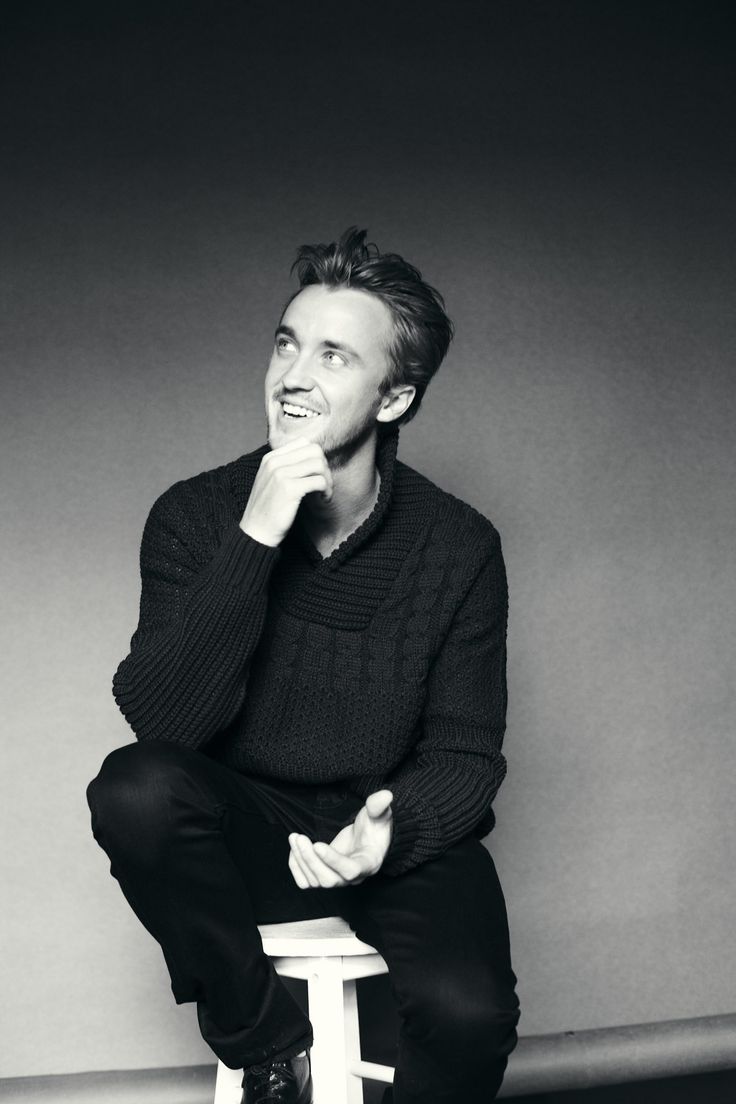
[299,435,382,552]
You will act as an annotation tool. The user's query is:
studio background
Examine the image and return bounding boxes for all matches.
[2,0,734,1083]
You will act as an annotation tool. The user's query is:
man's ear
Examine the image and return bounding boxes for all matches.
[377,385,416,424]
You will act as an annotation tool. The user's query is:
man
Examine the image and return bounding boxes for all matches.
[86,226,520,1104]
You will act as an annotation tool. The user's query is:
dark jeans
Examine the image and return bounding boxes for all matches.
[85,741,519,1103]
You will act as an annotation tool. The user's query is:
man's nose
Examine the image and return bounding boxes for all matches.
[280,350,317,390]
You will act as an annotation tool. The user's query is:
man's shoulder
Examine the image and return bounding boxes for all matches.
[132,445,267,570]
[172,440,268,494]
[148,442,268,515]
[395,458,502,559]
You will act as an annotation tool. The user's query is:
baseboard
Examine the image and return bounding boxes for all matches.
[0,1064,216,1104]
[3,1013,736,1102]
[499,1012,736,1097]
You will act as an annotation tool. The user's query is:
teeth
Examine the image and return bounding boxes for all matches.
[282,401,320,418]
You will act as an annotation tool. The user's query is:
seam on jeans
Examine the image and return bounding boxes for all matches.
[214,797,283,828]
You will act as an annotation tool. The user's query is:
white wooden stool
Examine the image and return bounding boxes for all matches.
[213,915,395,1104]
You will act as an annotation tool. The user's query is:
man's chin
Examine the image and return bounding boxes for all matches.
[265,412,377,467]
[267,416,324,448]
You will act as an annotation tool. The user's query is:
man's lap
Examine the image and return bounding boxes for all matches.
[93,741,514,981]
[344,837,516,995]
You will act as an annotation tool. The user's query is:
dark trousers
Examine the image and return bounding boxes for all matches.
[85,741,519,1103]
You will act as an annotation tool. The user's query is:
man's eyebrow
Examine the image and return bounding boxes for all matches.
[320,338,363,362]
[274,324,297,342]
[274,324,363,363]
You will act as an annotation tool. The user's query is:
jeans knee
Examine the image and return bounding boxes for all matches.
[481,1005,520,1061]
[85,741,190,861]
[407,974,520,1063]
[448,997,518,1057]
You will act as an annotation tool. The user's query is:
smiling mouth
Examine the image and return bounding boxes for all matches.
[279,400,322,420]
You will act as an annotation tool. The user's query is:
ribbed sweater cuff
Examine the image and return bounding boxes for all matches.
[380,801,420,877]
[205,524,281,591]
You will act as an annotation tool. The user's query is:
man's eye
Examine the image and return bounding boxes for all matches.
[276,338,292,350]
[325,351,345,365]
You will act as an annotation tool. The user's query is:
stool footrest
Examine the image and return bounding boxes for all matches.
[350,1059,395,1084]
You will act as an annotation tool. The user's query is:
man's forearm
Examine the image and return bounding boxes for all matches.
[114,507,280,746]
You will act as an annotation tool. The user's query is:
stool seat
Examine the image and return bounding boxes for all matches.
[213,916,394,1104]
[257,914,381,958]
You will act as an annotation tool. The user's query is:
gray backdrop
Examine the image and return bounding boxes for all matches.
[2,0,734,1080]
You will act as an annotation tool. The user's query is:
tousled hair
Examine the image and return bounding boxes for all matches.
[280,226,454,430]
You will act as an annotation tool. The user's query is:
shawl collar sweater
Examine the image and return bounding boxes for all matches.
[112,424,509,877]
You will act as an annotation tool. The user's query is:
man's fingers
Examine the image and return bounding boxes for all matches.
[288,847,310,889]
[290,848,316,888]
[365,790,393,819]
[287,829,376,889]
[313,841,363,882]
[293,834,347,887]
[291,834,346,887]
[267,439,331,472]
[288,834,320,887]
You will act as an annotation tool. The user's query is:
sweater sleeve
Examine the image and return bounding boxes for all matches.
[111,479,281,748]
[379,529,509,877]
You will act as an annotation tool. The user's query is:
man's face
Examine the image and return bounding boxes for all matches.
[264,283,397,465]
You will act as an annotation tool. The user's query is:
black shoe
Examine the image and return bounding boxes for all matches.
[240,1049,312,1104]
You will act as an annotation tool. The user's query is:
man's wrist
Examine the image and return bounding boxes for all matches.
[379,800,420,877]
[373,814,393,873]
[239,522,280,548]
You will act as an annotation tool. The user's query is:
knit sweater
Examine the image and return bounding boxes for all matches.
[112,423,509,878]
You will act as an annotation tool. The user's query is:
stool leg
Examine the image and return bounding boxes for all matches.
[214,1058,243,1104]
[343,976,365,1104]
[307,956,361,1104]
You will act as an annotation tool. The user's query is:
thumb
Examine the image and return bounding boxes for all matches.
[365,790,393,820]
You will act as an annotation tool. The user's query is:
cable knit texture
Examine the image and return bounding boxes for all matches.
[112,424,509,877]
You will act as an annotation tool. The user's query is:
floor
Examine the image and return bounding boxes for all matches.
[3,1066,734,1103]
[508,1070,736,1103]
[354,974,736,1103]
[368,1068,736,1103]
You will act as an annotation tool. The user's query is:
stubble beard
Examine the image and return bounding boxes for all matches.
[265,403,379,473]
[320,409,379,473]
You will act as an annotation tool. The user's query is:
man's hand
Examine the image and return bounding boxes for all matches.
[288,790,393,888]
[240,439,334,548]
